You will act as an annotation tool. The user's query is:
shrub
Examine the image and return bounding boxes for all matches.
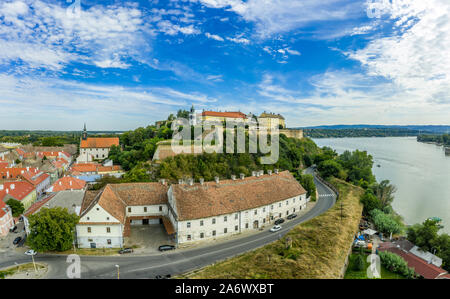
[379,251,416,279]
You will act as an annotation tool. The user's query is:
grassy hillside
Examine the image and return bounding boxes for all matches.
[184,178,364,279]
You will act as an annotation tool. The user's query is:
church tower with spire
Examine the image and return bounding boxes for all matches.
[82,123,88,140]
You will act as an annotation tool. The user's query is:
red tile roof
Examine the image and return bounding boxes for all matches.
[0,181,35,202]
[20,171,50,187]
[0,199,11,218]
[23,194,55,216]
[379,246,448,279]
[49,177,86,192]
[80,137,119,149]
[0,167,39,179]
[15,148,26,156]
[172,171,306,220]
[201,111,247,119]
[71,163,98,173]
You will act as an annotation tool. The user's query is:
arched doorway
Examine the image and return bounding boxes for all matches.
[253,220,259,229]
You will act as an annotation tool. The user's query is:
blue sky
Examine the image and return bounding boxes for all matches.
[0,0,449,130]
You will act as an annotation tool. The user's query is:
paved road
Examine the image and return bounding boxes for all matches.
[0,168,336,279]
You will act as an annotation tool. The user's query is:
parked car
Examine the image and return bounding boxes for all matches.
[9,226,17,233]
[13,237,22,245]
[274,218,285,225]
[270,225,282,232]
[24,250,37,256]
[155,274,171,279]
[118,248,134,254]
[287,214,297,220]
[158,245,176,252]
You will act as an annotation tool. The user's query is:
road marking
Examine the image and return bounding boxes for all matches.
[319,194,334,197]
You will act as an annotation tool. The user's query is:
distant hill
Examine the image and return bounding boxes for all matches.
[298,125,450,134]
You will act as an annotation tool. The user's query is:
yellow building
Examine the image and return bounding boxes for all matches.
[0,181,37,211]
[258,112,286,129]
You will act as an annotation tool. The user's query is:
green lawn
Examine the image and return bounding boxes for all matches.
[344,253,405,279]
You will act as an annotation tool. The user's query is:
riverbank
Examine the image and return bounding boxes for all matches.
[183,178,363,279]
[313,137,450,233]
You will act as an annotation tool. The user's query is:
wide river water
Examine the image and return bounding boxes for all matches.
[313,137,450,233]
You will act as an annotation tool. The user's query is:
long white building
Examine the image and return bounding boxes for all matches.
[76,170,307,248]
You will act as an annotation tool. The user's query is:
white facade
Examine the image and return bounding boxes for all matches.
[76,203,123,248]
[172,193,307,244]
[77,147,110,163]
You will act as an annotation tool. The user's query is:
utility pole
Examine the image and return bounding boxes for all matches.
[31,253,37,274]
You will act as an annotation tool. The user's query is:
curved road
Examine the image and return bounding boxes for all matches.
[0,168,336,279]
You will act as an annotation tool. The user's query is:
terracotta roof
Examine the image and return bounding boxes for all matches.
[201,111,246,119]
[0,167,39,179]
[0,181,35,202]
[20,171,50,187]
[15,148,26,156]
[98,165,122,172]
[80,190,101,214]
[0,199,11,218]
[172,171,307,221]
[24,194,55,216]
[71,163,98,173]
[80,137,119,149]
[379,246,448,279]
[80,183,168,224]
[49,177,86,192]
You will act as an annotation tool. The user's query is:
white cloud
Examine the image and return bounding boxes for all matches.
[0,0,150,71]
[347,0,450,107]
[205,32,224,41]
[157,20,200,35]
[193,0,363,37]
[226,36,250,44]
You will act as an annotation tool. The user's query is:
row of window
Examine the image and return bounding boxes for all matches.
[185,199,302,228]
[87,238,112,245]
[87,227,111,233]
[127,206,164,213]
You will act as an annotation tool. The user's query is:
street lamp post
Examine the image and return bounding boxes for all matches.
[31,253,37,273]
[115,264,120,279]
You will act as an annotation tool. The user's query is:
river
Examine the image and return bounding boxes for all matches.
[312,137,450,233]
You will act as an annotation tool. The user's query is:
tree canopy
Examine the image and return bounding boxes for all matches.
[27,207,79,252]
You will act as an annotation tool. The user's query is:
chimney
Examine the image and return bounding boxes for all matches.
[274,169,279,174]
[252,171,256,177]
[268,170,273,175]
[160,179,166,185]
[6,189,8,194]
[70,180,72,186]
[240,173,245,180]
[188,178,194,186]
[214,176,220,184]
[178,179,184,185]
[59,181,62,186]
[11,184,15,190]
[0,184,3,190]
[259,170,264,176]
[231,175,236,180]
[26,167,29,171]
[199,178,204,185]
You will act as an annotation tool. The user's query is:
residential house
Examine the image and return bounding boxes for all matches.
[0,181,37,211]
[20,170,51,197]
[379,241,449,279]
[47,176,86,192]
[76,170,307,248]
[77,125,120,163]
[0,146,9,160]
[0,199,14,237]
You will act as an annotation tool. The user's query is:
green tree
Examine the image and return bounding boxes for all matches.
[370,180,396,210]
[370,209,402,235]
[317,159,342,178]
[6,199,24,217]
[27,207,79,252]
[298,174,316,201]
[360,189,382,215]
[353,254,365,271]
